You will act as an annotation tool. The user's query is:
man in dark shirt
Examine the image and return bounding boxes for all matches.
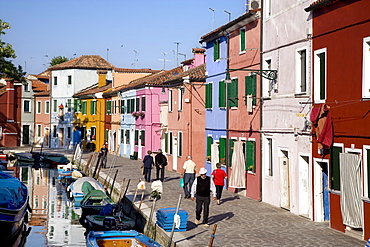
[191,167,216,227]
[155,149,167,182]
[142,150,154,182]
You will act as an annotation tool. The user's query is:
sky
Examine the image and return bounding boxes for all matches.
[1,0,247,75]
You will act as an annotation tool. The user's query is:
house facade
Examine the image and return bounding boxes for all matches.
[306,0,370,240]
[261,0,313,218]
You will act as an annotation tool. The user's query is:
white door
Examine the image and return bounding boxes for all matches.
[280,156,290,210]
[172,138,178,171]
[299,155,310,217]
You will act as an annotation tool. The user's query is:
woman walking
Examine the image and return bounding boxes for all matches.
[211,163,227,205]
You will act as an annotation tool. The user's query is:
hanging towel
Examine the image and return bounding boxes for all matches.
[229,141,246,188]
[211,143,219,172]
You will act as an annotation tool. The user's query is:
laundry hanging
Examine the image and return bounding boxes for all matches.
[229,141,246,188]
[211,143,219,172]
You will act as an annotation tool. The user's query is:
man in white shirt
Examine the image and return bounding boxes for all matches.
[181,155,196,199]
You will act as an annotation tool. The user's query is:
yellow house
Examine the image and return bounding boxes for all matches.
[73,71,111,151]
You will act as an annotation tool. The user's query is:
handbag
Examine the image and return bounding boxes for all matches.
[179,178,184,188]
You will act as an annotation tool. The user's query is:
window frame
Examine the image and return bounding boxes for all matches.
[45,101,50,114]
[23,100,31,113]
[169,90,173,112]
[178,131,183,157]
[213,39,220,61]
[53,76,57,86]
[296,47,308,94]
[205,82,213,109]
[240,28,246,53]
[53,100,57,113]
[68,75,72,85]
[36,101,41,114]
[314,48,327,103]
[37,124,42,137]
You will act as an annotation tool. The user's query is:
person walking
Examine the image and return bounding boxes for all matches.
[181,155,196,199]
[142,150,154,182]
[99,143,108,168]
[211,163,227,205]
[191,167,216,227]
[155,149,167,182]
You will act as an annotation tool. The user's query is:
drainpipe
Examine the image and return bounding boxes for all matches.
[259,1,264,201]
[222,30,230,189]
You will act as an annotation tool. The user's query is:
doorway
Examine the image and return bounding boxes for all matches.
[299,155,310,218]
[279,150,290,210]
[58,128,64,147]
[314,158,330,222]
[22,125,30,145]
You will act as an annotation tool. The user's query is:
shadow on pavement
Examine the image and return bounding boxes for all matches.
[208,212,235,224]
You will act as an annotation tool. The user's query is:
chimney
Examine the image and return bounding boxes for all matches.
[192,48,206,67]
[6,79,15,120]
[97,70,107,88]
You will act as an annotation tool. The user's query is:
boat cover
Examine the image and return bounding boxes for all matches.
[68,177,105,194]
[0,172,28,210]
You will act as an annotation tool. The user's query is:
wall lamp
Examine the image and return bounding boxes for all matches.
[225,68,278,81]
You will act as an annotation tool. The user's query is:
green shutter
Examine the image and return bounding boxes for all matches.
[207,136,213,157]
[106,101,111,114]
[90,101,94,114]
[245,75,257,106]
[214,40,220,61]
[219,81,226,108]
[330,146,341,190]
[141,97,146,111]
[136,98,140,112]
[219,137,226,165]
[319,53,326,100]
[205,83,213,108]
[82,101,87,115]
[140,130,145,146]
[245,141,255,172]
[164,133,168,153]
[240,29,246,52]
[228,78,238,107]
[134,130,139,145]
[229,139,235,167]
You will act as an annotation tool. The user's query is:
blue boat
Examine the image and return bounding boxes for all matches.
[86,230,161,247]
[0,171,29,241]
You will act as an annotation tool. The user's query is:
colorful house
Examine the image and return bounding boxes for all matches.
[305,0,370,240]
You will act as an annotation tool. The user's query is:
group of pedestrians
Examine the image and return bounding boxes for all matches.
[141,150,228,228]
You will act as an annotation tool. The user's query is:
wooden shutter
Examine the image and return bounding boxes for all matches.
[228,78,238,107]
[240,29,246,52]
[82,101,87,115]
[245,141,255,172]
[245,75,257,106]
[219,81,226,108]
[330,146,341,190]
[106,101,111,114]
[229,139,235,167]
[205,83,213,108]
[214,40,220,61]
[207,136,213,156]
[219,137,226,165]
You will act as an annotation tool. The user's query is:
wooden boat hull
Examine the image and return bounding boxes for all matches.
[86,230,161,247]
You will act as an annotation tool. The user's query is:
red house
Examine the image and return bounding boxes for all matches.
[306,0,370,240]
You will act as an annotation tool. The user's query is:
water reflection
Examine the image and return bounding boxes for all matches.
[14,166,86,247]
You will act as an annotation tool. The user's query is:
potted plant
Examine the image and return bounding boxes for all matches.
[205,156,211,162]
[138,111,145,118]
[132,112,139,118]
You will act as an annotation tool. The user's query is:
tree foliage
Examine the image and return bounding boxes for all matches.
[0,20,26,82]
[50,56,69,66]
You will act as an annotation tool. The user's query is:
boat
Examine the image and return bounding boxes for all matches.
[80,190,115,216]
[86,230,161,247]
[85,214,136,231]
[0,171,29,241]
[67,177,105,206]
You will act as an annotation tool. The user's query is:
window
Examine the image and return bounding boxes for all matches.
[134,130,139,145]
[121,100,125,114]
[90,101,97,115]
[178,131,182,157]
[106,101,111,114]
[37,101,41,114]
[266,0,272,17]
[112,100,116,114]
[67,127,71,139]
[227,78,238,107]
[91,127,96,140]
[245,140,256,173]
[135,98,140,112]
[330,145,342,191]
[219,137,226,165]
[105,129,109,142]
[53,76,57,86]
[23,100,31,113]
[120,129,124,143]
[207,136,213,157]
[53,100,57,113]
[24,82,30,92]
[37,124,41,137]
[81,101,87,115]
[205,83,213,109]
[240,28,246,52]
[245,75,257,106]
[125,130,130,144]
[141,97,146,111]
[296,49,307,94]
[219,81,226,108]
[53,125,57,137]
[363,37,370,98]
[169,90,173,112]
[178,88,184,111]
[314,48,326,102]
[164,132,168,153]
[140,130,145,146]
[267,138,273,176]
[229,139,235,166]
[81,127,87,140]
[45,101,50,114]
[214,39,220,61]
[169,132,173,155]
[67,99,72,112]
[68,75,72,85]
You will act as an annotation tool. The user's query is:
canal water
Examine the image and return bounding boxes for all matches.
[14,166,87,247]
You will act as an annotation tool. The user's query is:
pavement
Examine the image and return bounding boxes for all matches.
[2,147,367,247]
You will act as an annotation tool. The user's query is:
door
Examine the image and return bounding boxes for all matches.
[280,155,290,210]
[299,155,310,217]
[58,128,64,147]
[172,137,178,171]
[44,128,49,146]
[322,162,330,221]
[22,125,30,145]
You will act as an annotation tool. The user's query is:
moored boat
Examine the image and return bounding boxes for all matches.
[80,190,115,216]
[67,177,105,206]
[0,171,29,241]
[85,214,135,231]
[86,230,161,247]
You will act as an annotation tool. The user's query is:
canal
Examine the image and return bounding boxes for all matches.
[15,166,87,247]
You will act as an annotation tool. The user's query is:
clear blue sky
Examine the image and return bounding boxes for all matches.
[1,0,247,75]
